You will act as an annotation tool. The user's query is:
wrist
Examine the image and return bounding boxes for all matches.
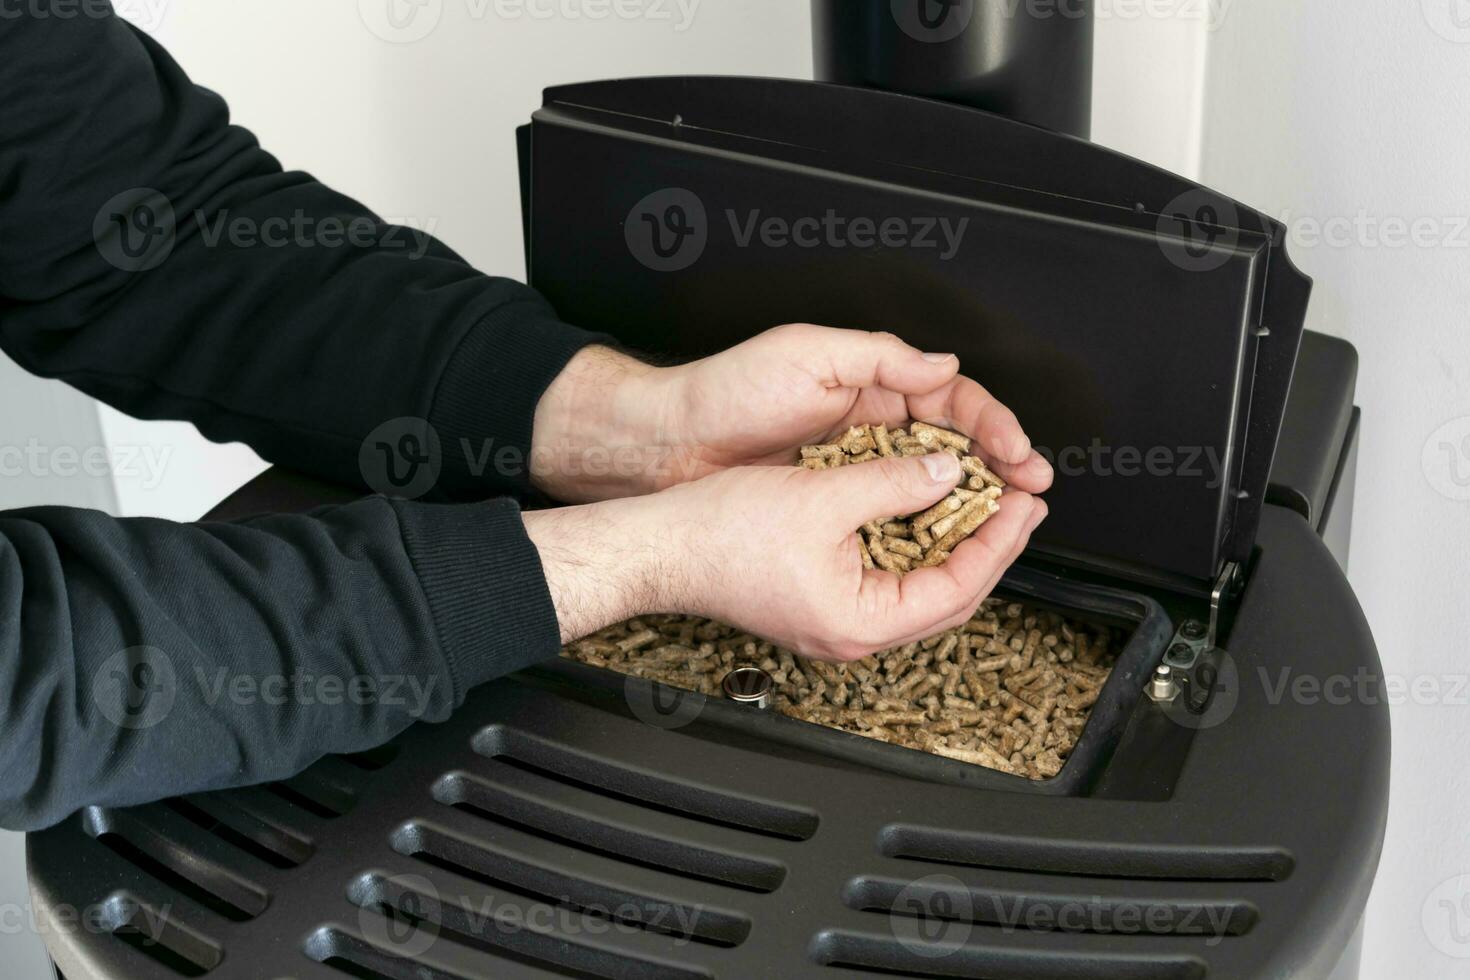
[529,345,676,502]
[522,492,691,643]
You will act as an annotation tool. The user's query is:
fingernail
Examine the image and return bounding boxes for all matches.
[920,452,961,483]
[921,352,956,364]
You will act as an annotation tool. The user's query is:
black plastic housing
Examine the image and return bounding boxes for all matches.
[518,76,1312,590]
[544,565,1173,797]
[26,336,1385,980]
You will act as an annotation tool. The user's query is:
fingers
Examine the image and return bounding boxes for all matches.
[984,449,1055,494]
[906,374,1040,470]
[771,324,961,396]
[816,451,962,528]
[948,491,1049,602]
[831,492,1047,660]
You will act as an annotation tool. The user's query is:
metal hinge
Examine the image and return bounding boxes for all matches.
[1207,561,1243,650]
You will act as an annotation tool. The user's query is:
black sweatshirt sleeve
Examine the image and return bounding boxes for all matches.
[0,496,560,832]
[0,7,606,830]
[0,7,606,498]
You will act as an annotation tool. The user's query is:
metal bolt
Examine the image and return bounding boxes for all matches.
[1180,619,1207,641]
[722,667,774,710]
[1148,665,1179,702]
[1165,642,1195,668]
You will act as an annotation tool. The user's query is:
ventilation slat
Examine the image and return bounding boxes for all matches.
[392,819,751,946]
[420,803,751,931]
[83,807,270,921]
[474,725,818,841]
[847,875,1255,938]
[342,874,717,980]
[880,825,1294,882]
[434,767,787,892]
[269,767,359,818]
[198,784,320,838]
[167,796,314,869]
[99,892,223,978]
[811,927,1209,980]
[306,922,492,980]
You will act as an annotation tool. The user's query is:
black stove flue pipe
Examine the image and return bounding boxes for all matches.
[812,0,1094,140]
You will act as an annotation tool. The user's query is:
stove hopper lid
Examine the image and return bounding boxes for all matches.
[520,76,1312,590]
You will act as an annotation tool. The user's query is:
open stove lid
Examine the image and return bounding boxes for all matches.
[518,76,1312,590]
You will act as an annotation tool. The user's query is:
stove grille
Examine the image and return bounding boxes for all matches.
[43,682,1296,979]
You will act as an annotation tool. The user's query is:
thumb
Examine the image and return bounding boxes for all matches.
[820,452,962,528]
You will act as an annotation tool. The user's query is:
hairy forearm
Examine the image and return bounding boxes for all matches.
[522,492,696,643]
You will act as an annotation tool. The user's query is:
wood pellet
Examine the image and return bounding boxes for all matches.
[799,422,1006,573]
[561,597,1121,781]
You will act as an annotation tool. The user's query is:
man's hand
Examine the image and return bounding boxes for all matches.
[523,453,1046,660]
[531,323,1054,503]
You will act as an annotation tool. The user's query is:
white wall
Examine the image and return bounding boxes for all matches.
[1197,2,1470,976]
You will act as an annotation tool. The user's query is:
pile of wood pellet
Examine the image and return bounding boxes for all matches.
[799,422,1006,574]
[561,598,1120,781]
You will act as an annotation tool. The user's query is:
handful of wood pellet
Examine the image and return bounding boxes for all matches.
[799,422,1005,574]
[561,598,1119,781]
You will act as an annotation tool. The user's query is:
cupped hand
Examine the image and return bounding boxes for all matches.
[525,451,1048,661]
[531,323,1054,503]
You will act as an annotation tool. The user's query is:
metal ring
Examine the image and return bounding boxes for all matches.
[721,667,774,710]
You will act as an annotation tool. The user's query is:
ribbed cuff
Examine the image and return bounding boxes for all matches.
[429,301,610,499]
[391,496,560,699]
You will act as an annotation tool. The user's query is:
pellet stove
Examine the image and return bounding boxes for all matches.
[28,4,1387,978]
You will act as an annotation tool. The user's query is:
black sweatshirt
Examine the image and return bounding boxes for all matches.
[0,7,606,829]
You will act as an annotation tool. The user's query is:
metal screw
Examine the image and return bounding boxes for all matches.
[1148,665,1179,702]
[1180,619,1207,641]
[722,667,774,710]
[1165,643,1195,668]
